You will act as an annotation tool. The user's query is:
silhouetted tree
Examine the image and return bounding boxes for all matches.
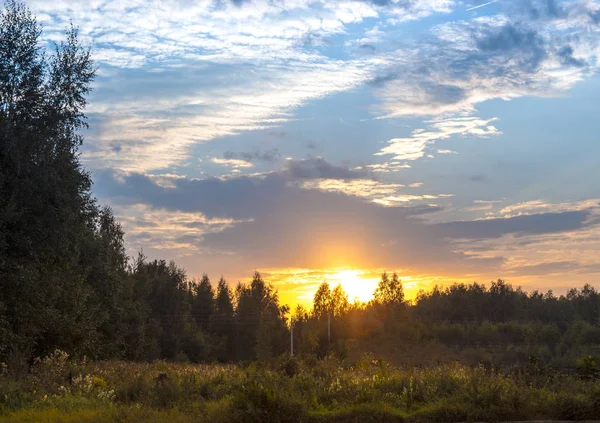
[374,272,404,306]
[313,282,332,320]
[193,274,214,331]
[235,272,288,361]
[0,0,100,359]
[212,277,235,361]
[331,284,349,317]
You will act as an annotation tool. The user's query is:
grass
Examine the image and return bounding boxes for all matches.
[1,352,599,422]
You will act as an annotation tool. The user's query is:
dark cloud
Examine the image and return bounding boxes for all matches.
[284,157,371,180]
[557,45,586,68]
[305,142,318,150]
[524,0,565,20]
[437,211,590,240]
[475,24,547,70]
[95,170,597,276]
[366,19,554,104]
[223,148,281,163]
[95,157,373,220]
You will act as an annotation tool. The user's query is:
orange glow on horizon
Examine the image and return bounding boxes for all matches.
[257,267,464,312]
[331,269,379,304]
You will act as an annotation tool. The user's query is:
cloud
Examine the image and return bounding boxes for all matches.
[111,202,250,254]
[371,1,599,119]
[223,149,282,163]
[29,0,600,176]
[376,116,501,162]
[366,162,412,173]
[95,171,473,273]
[437,211,592,240]
[505,261,579,276]
[82,60,374,172]
[299,178,404,204]
[496,199,600,218]
[211,158,254,168]
[557,45,586,67]
[449,200,600,289]
[29,0,396,172]
[476,23,545,58]
[24,0,600,293]
[522,0,565,20]
[285,157,371,180]
[96,170,600,285]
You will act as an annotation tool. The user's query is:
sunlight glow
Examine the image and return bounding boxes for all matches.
[332,270,379,304]
[260,267,464,311]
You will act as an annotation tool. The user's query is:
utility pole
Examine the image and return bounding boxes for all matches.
[290,319,294,357]
[328,311,331,344]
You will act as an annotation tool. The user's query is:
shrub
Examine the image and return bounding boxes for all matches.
[310,403,405,423]
[577,355,600,379]
[228,380,307,423]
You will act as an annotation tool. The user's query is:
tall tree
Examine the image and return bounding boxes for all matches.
[313,282,332,320]
[235,272,288,361]
[0,0,98,359]
[212,277,235,361]
[374,272,404,306]
[331,284,349,317]
[193,274,214,331]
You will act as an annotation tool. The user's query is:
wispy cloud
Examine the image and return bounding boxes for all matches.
[30,0,600,176]
[376,117,501,162]
[112,203,251,257]
[211,158,254,169]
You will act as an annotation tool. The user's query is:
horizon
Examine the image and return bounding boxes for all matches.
[23,0,600,310]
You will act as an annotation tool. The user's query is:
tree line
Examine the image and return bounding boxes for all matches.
[1,1,599,370]
[294,276,600,370]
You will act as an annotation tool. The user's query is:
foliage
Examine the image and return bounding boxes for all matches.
[2,356,600,422]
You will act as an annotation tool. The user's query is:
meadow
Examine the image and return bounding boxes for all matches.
[1,350,600,423]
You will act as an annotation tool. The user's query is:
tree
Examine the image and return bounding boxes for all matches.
[0,0,98,359]
[331,284,349,317]
[193,274,214,331]
[374,272,404,306]
[212,277,235,361]
[313,282,332,320]
[235,272,288,361]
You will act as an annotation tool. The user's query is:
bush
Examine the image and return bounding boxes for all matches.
[228,379,307,423]
[310,404,405,423]
[279,356,300,378]
[577,355,600,379]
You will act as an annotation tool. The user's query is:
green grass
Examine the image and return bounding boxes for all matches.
[1,354,599,422]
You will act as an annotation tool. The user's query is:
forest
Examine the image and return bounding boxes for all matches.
[1,1,599,421]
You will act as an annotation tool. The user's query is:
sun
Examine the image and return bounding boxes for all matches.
[332,270,378,304]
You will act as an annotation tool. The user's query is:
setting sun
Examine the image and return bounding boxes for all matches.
[331,270,379,304]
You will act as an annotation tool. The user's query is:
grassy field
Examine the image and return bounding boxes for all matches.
[1,351,599,423]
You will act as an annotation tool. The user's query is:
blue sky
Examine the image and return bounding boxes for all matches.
[27,0,600,304]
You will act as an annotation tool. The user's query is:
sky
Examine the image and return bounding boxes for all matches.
[25,0,600,307]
